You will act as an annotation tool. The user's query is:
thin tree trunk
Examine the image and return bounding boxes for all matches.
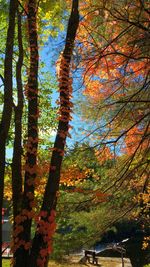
[12,9,24,220]
[29,1,79,266]
[0,0,17,266]
[12,10,24,261]
[13,0,39,266]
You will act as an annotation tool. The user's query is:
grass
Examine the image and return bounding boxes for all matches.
[2,259,10,267]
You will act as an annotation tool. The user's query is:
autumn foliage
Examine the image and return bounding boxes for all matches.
[0,0,150,266]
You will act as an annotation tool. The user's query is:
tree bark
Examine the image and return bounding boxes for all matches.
[0,0,17,266]
[13,0,39,266]
[12,9,24,220]
[11,9,24,263]
[29,0,79,266]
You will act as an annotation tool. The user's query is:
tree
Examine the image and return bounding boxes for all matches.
[1,0,149,266]
[0,2,17,267]
[0,0,79,266]
[70,0,150,259]
[76,0,150,230]
[50,143,136,258]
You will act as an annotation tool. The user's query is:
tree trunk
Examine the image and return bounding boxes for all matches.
[12,9,24,219]
[13,0,39,266]
[0,0,17,266]
[29,0,79,266]
[11,9,24,264]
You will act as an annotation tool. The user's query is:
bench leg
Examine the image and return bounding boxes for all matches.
[93,258,98,265]
[85,256,91,263]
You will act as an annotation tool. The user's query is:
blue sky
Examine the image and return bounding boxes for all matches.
[5,28,87,159]
[39,31,88,147]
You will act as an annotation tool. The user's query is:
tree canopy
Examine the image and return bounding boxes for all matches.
[0,0,149,267]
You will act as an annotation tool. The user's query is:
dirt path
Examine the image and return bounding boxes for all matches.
[95,257,132,267]
[70,255,132,267]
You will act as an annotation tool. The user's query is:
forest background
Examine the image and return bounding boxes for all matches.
[0,0,149,267]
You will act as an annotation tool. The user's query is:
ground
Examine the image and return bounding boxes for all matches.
[65,255,132,267]
[2,256,132,266]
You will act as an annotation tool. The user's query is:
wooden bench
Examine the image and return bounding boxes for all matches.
[84,250,98,265]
